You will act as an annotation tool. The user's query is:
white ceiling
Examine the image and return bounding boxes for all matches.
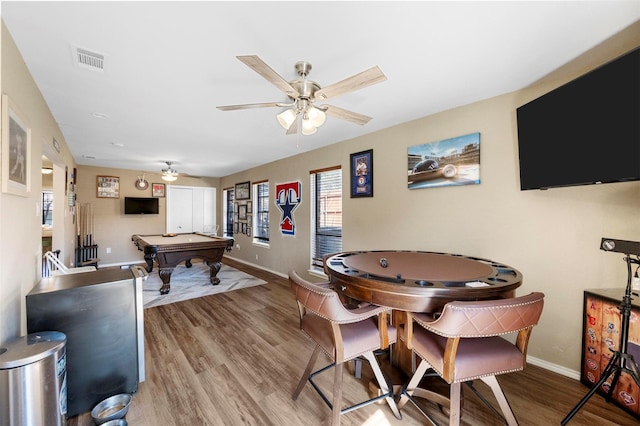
[2,1,639,178]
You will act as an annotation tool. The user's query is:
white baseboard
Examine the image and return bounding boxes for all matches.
[527,356,581,380]
[223,255,288,278]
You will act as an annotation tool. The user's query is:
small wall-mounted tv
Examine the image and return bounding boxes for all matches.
[516,47,639,190]
[124,197,159,215]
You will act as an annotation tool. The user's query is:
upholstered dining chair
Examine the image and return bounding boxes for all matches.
[289,270,402,425]
[398,292,545,426]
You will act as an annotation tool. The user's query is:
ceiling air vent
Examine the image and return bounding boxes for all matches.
[73,47,104,72]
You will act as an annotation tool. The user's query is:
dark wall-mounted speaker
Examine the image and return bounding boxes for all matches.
[600,238,640,255]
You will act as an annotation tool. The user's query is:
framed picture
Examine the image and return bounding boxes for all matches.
[2,95,31,197]
[241,222,247,234]
[96,175,120,198]
[247,200,252,213]
[246,226,252,237]
[350,149,373,198]
[407,132,481,190]
[152,183,165,197]
[233,222,239,234]
[235,181,251,200]
[238,203,248,220]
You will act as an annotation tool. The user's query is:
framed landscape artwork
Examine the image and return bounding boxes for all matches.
[407,132,481,190]
[235,181,251,200]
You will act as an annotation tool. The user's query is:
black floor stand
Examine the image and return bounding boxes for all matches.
[562,255,640,425]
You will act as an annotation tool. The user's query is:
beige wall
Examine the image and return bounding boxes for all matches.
[74,165,220,265]
[0,22,78,342]
[220,26,640,375]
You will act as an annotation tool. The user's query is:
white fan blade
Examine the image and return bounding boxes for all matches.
[217,101,292,111]
[314,66,386,101]
[321,105,372,125]
[237,55,300,98]
[286,116,299,135]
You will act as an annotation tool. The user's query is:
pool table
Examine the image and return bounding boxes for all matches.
[132,232,234,295]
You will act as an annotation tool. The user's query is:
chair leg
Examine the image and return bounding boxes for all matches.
[293,345,322,400]
[397,358,430,409]
[332,362,344,426]
[361,351,402,419]
[480,376,518,426]
[449,382,462,426]
[353,358,362,378]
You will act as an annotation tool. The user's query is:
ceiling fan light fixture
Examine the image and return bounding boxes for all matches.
[162,173,178,182]
[301,117,317,135]
[306,106,326,128]
[277,108,297,130]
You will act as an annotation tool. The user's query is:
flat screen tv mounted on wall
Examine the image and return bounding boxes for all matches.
[516,47,639,190]
[124,197,159,215]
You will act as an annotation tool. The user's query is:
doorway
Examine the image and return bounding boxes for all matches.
[41,138,66,276]
[41,155,54,255]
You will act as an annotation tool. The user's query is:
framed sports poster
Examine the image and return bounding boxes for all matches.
[407,132,480,190]
[350,149,373,198]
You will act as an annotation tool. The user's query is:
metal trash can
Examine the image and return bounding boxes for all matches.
[0,331,67,426]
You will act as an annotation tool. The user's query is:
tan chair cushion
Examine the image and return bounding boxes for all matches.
[302,314,397,361]
[411,326,525,383]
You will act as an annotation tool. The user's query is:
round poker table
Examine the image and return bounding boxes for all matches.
[325,250,522,312]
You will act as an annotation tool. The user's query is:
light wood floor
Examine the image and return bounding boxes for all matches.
[68,259,638,425]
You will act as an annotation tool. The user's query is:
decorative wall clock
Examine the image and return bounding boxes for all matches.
[135,175,149,190]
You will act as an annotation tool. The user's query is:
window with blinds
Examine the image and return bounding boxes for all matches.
[42,191,53,226]
[223,188,234,237]
[254,181,269,242]
[310,167,342,270]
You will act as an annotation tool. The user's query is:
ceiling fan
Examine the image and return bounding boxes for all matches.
[160,161,204,181]
[161,161,179,182]
[216,55,387,135]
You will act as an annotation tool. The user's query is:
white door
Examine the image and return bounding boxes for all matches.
[202,187,217,234]
[191,187,217,233]
[166,187,193,233]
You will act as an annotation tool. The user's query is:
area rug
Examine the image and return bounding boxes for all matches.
[142,262,266,309]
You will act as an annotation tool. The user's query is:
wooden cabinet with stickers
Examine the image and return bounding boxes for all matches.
[582,289,640,419]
